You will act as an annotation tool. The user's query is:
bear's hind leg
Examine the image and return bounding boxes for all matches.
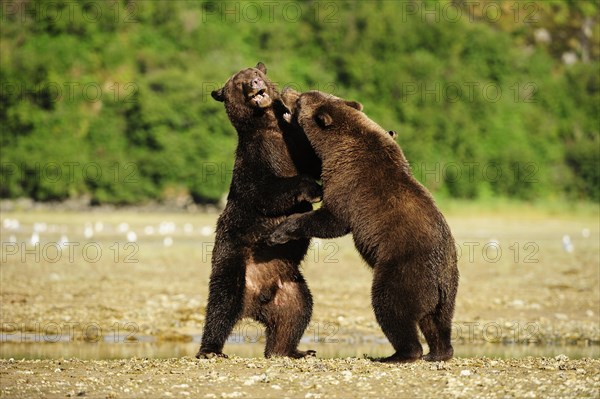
[375,315,423,363]
[420,314,449,361]
[262,278,315,359]
[371,268,423,363]
[196,255,246,359]
[421,304,454,362]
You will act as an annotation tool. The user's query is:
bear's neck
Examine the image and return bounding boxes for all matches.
[231,108,277,136]
[241,132,298,177]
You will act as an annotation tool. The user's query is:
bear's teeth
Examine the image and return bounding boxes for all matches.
[283,112,292,123]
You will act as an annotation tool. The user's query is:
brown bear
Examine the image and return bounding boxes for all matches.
[196,64,321,359]
[269,89,459,363]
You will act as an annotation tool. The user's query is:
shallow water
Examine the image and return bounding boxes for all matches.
[1,341,597,360]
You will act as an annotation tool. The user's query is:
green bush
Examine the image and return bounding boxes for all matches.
[1,0,598,204]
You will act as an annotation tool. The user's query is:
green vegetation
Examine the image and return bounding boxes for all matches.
[1,0,598,204]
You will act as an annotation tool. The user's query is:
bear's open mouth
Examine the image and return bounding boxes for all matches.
[248,88,269,104]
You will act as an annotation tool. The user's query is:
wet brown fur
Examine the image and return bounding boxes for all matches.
[196,65,320,360]
[270,90,459,363]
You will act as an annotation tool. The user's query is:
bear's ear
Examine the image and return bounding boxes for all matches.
[315,111,333,128]
[256,62,267,74]
[211,87,225,102]
[388,130,397,139]
[345,100,363,111]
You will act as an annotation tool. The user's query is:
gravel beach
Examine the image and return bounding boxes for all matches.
[2,356,599,398]
[1,209,598,397]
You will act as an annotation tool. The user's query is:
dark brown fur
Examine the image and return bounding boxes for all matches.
[196,64,321,359]
[270,90,459,363]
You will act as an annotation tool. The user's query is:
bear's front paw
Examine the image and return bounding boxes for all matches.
[297,178,322,204]
[267,228,293,246]
[267,215,302,246]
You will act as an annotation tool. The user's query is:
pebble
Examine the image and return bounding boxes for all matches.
[554,354,569,362]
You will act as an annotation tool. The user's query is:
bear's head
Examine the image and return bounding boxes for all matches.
[211,62,280,129]
[276,88,362,123]
[288,90,399,158]
[278,88,398,141]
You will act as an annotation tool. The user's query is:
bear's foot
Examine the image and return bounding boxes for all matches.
[423,347,453,362]
[291,349,316,359]
[196,350,228,359]
[374,355,420,364]
[266,349,317,359]
[371,350,422,363]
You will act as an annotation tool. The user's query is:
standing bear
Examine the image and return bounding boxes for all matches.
[269,89,459,363]
[196,64,321,359]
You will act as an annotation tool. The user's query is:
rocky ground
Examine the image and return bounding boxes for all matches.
[1,207,598,397]
[1,356,599,398]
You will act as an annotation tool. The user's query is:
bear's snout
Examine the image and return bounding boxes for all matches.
[251,77,264,90]
[243,77,267,100]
